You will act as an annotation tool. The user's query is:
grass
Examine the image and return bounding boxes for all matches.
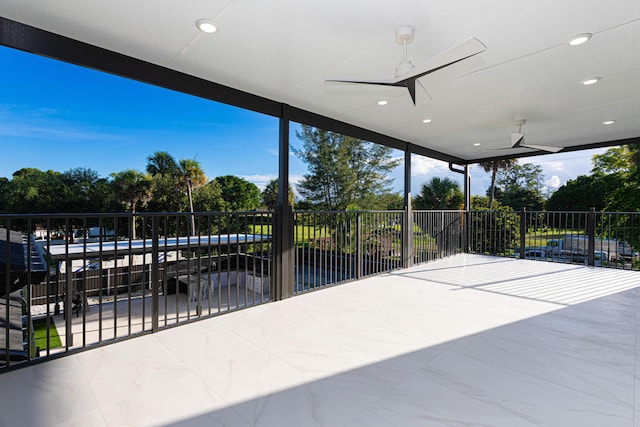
[33,318,63,350]
[250,224,332,244]
[524,229,586,247]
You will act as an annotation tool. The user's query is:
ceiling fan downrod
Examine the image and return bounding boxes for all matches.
[395,26,415,78]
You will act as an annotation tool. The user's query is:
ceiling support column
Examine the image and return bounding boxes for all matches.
[403,149,413,269]
[273,104,294,300]
[449,162,471,252]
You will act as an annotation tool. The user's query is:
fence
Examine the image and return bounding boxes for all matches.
[2,208,638,371]
[1,211,273,369]
[293,211,405,293]
[467,209,640,270]
[413,210,465,263]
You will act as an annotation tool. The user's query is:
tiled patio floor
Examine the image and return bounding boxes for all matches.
[1,254,639,426]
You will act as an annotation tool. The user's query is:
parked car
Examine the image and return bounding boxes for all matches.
[523,249,549,261]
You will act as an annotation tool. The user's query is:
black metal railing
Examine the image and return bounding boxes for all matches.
[1,211,273,369]
[413,210,465,263]
[3,207,637,371]
[293,211,404,293]
[467,209,640,270]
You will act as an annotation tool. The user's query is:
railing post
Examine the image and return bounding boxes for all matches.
[439,211,445,257]
[355,212,362,279]
[403,148,413,268]
[519,208,527,260]
[64,258,73,347]
[274,205,294,300]
[151,216,159,331]
[403,205,413,269]
[587,207,596,266]
[461,210,468,254]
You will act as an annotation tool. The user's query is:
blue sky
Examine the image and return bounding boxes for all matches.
[0,46,604,198]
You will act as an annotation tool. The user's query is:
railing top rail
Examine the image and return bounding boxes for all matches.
[293,210,404,214]
[468,210,640,215]
[413,210,465,213]
[0,211,274,219]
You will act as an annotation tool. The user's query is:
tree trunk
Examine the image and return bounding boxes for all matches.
[489,169,497,210]
[187,183,195,235]
[131,202,137,240]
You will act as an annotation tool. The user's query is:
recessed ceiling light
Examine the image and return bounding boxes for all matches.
[196,18,218,34]
[602,120,616,125]
[473,143,481,146]
[581,76,601,86]
[567,33,592,46]
[422,118,432,124]
[377,100,388,106]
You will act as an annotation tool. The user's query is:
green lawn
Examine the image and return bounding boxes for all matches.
[524,229,586,247]
[250,224,332,244]
[33,318,63,350]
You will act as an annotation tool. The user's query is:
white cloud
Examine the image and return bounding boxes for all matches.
[240,174,276,190]
[539,160,564,172]
[411,155,448,176]
[241,174,305,198]
[545,175,561,189]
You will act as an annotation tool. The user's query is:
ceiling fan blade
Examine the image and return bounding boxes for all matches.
[511,132,524,147]
[395,37,487,83]
[325,78,396,86]
[520,144,564,153]
[325,78,418,104]
[325,35,486,105]
[416,79,434,102]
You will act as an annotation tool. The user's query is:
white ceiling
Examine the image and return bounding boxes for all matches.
[1,0,639,163]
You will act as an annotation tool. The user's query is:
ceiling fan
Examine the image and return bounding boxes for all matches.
[497,119,564,153]
[326,26,486,105]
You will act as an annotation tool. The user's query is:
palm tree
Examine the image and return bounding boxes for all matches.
[110,169,153,239]
[414,177,463,209]
[478,159,517,209]
[261,178,295,210]
[146,151,179,177]
[178,158,207,234]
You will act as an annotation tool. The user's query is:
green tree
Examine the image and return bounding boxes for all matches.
[478,159,517,209]
[375,192,405,210]
[497,163,545,194]
[60,168,114,213]
[294,125,400,210]
[193,180,225,212]
[215,175,261,211]
[469,205,518,255]
[545,174,619,211]
[591,144,640,212]
[8,168,65,213]
[502,187,544,211]
[146,151,179,177]
[178,158,207,234]
[496,163,545,210]
[261,178,294,210]
[471,195,503,210]
[0,177,10,213]
[145,151,185,213]
[414,177,463,210]
[110,169,153,239]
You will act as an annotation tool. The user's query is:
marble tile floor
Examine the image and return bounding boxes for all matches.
[1,254,639,426]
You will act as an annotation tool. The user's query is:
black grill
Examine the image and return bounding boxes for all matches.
[1,228,48,296]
